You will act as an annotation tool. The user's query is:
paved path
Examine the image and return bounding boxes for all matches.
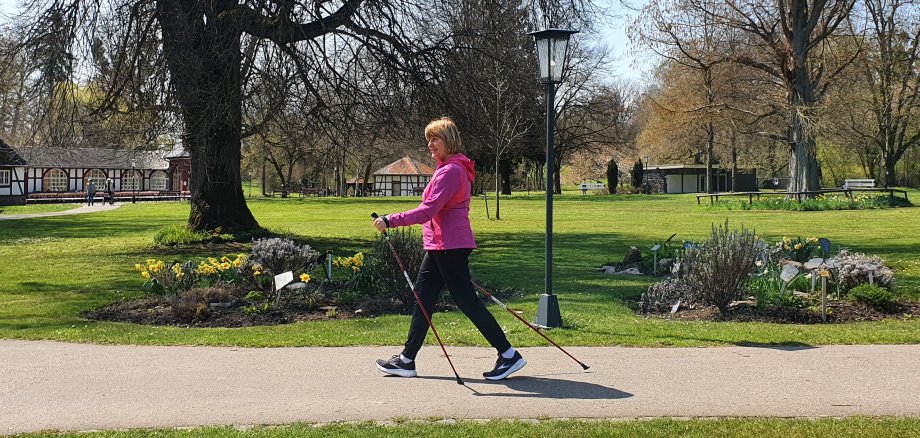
[0,204,122,221]
[1,341,918,435]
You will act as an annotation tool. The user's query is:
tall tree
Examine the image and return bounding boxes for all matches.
[848,0,920,186]
[10,0,444,232]
[712,0,858,193]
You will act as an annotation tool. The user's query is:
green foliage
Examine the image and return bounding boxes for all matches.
[3,193,920,347]
[849,284,894,311]
[777,236,821,263]
[194,254,249,287]
[606,159,618,194]
[371,228,426,311]
[747,261,783,309]
[709,194,912,211]
[134,259,197,299]
[631,159,644,189]
[153,225,233,246]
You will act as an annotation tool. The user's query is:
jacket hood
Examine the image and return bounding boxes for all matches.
[439,153,475,182]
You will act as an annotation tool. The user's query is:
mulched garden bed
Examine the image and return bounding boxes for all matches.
[645,300,919,324]
[83,293,459,328]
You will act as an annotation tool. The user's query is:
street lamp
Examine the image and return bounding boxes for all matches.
[131,160,137,204]
[530,28,577,328]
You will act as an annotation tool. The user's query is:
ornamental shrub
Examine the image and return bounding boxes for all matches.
[849,283,894,311]
[681,221,762,314]
[249,237,319,278]
[640,278,692,313]
[831,250,894,292]
[371,227,426,312]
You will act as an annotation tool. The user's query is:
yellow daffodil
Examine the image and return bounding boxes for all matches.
[232,259,242,267]
[300,273,310,283]
[134,263,143,272]
[141,271,151,279]
[794,243,803,250]
[220,262,231,270]
[254,271,261,276]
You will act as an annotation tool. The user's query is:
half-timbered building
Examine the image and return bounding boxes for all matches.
[371,156,435,197]
[0,139,191,205]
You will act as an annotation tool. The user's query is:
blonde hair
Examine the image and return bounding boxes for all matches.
[424,117,463,154]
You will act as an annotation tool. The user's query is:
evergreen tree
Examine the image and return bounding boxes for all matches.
[632,159,644,190]
[606,159,618,194]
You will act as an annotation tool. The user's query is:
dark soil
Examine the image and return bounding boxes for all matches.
[83,290,461,328]
[646,300,920,324]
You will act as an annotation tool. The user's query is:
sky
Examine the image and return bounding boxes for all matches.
[0,0,654,84]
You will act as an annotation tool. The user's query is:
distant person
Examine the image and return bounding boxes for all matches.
[105,178,115,205]
[86,180,97,206]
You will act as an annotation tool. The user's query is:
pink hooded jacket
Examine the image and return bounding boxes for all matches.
[386,153,477,250]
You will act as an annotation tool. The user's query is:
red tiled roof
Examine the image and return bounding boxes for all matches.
[373,156,435,176]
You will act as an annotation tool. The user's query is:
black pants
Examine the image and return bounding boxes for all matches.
[401,249,511,360]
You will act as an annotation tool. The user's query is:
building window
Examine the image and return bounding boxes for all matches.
[151,171,168,191]
[44,168,68,192]
[171,171,181,191]
[84,169,107,189]
[0,169,9,186]
[122,170,142,191]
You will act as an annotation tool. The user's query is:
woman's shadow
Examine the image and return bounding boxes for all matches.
[413,374,632,400]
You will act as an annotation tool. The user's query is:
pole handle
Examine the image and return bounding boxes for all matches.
[371,212,388,237]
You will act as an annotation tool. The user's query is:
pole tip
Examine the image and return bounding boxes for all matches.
[581,364,590,370]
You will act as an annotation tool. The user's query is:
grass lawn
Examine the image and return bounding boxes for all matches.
[0,204,79,215]
[0,191,918,347]
[15,417,920,437]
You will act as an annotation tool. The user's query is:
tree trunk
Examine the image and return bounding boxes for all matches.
[787,107,822,193]
[705,68,715,193]
[494,155,501,220]
[159,7,258,232]
[553,160,562,194]
[731,133,738,192]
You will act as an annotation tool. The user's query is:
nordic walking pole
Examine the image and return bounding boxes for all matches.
[472,281,590,370]
[372,213,464,385]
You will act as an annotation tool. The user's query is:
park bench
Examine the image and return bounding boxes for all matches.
[579,182,605,195]
[843,179,875,189]
[411,186,425,195]
[299,187,327,197]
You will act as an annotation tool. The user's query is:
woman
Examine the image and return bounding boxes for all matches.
[373,117,526,381]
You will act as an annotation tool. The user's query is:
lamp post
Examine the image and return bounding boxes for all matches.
[131,161,137,204]
[530,28,577,328]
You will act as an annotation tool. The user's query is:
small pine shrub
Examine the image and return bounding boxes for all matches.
[849,284,894,311]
